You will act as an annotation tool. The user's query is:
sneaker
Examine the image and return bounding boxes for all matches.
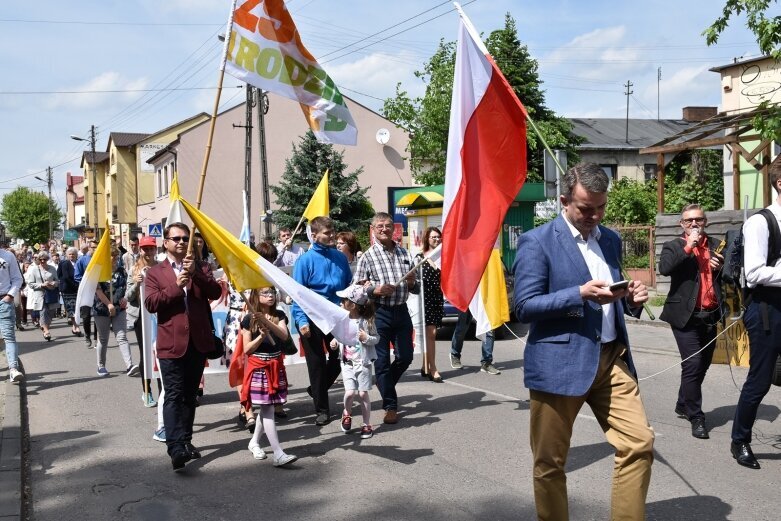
[360,424,373,439]
[152,427,166,442]
[126,364,140,377]
[450,354,463,370]
[480,363,501,375]
[84,337,93,349]
[249,444,267,460]
[341,413,352,433]
[272,453,298,467]
[97,366,109,377]
[143,392,157,408]
[9,368,24,383]
[315,412,330,426]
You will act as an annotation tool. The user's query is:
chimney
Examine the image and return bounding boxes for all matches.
[682,106,717,122]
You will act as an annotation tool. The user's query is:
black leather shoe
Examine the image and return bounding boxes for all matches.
[731,441,760,469]
[691,418,709,439]
[171,450,192,472]
[674,405,687,418]
[185,443,201,459]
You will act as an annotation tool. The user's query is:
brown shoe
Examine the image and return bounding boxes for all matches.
[383,409,398,424]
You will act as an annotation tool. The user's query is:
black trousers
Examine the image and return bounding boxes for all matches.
[300,322,341,414]
[79,306,93,339]
[671,319,717,420]
[732,296,781,443]
[159,343,206,456]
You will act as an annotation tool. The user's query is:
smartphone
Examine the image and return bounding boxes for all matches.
[607,280,629,291]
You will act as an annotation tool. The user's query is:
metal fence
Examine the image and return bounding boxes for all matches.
[612,225,656,288]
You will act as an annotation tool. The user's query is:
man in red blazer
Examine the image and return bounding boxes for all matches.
[144,222,222,472]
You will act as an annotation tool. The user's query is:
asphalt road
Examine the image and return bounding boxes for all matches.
[19,317,781,520]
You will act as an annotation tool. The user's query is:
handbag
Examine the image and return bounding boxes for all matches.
[44,287,60,305]
[206,310,225,360]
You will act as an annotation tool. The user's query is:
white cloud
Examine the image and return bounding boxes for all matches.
[327,51,423,109]
[45,72,149,110]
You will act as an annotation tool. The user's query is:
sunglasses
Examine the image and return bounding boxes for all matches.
[681,217,705,225]
[166,236,190,243]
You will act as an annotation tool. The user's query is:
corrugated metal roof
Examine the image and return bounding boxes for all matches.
[82,151,108,163]
[569,118,696,150]
[109,132,150,147]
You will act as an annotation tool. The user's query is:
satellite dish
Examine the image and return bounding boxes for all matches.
[375,128,390,145]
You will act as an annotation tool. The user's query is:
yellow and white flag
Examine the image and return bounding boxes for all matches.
[177,196,358,345]
[302,170,329,221]
[167,172,185,224]
[469,248,510,339]
[74,222,113,325]
[223,0,357,145]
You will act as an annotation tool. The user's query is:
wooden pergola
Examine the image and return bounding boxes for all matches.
[640,104,778,212]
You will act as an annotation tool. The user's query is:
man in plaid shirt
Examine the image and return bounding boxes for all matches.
[353,212,419,424]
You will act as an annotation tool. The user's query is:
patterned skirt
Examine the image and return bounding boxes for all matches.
[248,365,288,406]
[62,292,77,318]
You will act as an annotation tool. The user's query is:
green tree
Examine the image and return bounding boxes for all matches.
[604,178,658,226]
[704,0,781,141]
[382,13,579,185]
[270,131,374,239]
[0,187,62,244]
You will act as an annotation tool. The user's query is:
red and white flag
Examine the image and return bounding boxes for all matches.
[441,6,527,314]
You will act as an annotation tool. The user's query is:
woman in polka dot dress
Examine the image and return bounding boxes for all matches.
[415,227,444,382]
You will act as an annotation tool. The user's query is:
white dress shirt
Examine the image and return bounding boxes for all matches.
[743,201,781,288]
[563,213,617,343]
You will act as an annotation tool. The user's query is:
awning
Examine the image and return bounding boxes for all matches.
[396,190,445,208]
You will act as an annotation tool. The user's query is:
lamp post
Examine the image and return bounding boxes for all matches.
[34,167,53,240]
[70,125,99,239]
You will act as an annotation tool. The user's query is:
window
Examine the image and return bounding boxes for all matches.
[163,165,169,196]
[643,164,658,181]
[600,165,617,180]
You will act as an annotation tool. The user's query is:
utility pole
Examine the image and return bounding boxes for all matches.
[624,80,633,143]
[70,125,100,240]
[257,89,271,239]
[657,67,661,121]
[35,168,54,240]
[233,86,254,244]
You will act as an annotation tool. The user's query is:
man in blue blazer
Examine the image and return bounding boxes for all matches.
[513,163,655,521]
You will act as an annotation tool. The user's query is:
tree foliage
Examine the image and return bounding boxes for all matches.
[704,0,781,141]
[382,13,579,185]
[0,187,63,244]
[603,150,725,226]
[270,131,374,239]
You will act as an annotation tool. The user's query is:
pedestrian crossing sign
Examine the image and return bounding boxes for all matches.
[148,223,163,237]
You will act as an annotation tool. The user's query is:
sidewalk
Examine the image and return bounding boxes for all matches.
[0,352,24,521]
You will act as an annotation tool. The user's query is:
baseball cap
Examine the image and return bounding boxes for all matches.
[139,236,157,248]
[335,284,369,305]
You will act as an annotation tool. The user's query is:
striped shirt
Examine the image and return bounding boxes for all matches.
[353,242,419,306]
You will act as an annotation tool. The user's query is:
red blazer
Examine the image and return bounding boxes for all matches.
[144,258,222,359]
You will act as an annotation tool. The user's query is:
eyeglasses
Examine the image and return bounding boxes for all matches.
[681,217,705,225]
[258,290,276,296]
[374,224,393,230]
[429,236,441,241]
[166,236,190,243]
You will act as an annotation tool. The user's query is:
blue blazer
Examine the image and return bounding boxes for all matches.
[512,215,640,396]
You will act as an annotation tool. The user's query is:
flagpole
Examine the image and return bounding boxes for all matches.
[395,245,442,286]
[290,215,307,242]
[189,0,237,255]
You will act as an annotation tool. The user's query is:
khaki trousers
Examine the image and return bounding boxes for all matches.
[529,342,655,521]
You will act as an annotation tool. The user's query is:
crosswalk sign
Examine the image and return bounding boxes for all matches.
[148,223,163,237]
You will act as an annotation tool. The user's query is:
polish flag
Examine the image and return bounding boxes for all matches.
[441,7,528,315]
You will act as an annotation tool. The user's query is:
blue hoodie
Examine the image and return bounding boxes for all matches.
[291,242,352,328]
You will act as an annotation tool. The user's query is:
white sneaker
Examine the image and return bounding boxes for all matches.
[9,368,24,383]
[249,445,267,460]
[126,364,140,377]
[272,453,297,467]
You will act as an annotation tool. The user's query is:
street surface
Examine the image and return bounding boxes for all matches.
[19,318,781,520]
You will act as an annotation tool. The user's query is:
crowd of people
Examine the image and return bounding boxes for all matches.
[4,159,780,518]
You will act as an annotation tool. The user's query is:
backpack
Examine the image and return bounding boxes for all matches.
[721,208,781,298]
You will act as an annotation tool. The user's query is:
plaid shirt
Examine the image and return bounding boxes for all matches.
[353,242,419,306]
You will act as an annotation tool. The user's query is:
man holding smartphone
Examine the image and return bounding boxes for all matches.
[659,204,724,440]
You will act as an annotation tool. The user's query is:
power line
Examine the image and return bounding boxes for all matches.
[0,85,239,95]
[0,18,220,27]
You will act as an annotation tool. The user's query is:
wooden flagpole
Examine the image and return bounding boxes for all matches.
[188,0,237,255]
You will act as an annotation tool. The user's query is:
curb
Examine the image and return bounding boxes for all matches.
[0,376,23,520]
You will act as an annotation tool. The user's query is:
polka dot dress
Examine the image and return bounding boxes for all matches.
[417,253,444,327]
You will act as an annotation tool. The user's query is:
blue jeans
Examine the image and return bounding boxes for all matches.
[450,310,494,364]
[374,304,414,411]
[732,296,781,443]
[0,300,19,369]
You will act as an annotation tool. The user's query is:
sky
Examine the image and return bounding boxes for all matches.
[0,0,765,215]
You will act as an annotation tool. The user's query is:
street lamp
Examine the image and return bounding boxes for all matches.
[34,171,53,240]
[71,125,99,239]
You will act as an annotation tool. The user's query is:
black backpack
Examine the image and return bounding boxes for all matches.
[721,208,781,298]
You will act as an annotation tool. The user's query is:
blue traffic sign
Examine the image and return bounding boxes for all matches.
[148,223,163,237]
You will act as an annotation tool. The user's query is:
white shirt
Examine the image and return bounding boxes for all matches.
[743,201,781,288]
[563,213,617,343]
